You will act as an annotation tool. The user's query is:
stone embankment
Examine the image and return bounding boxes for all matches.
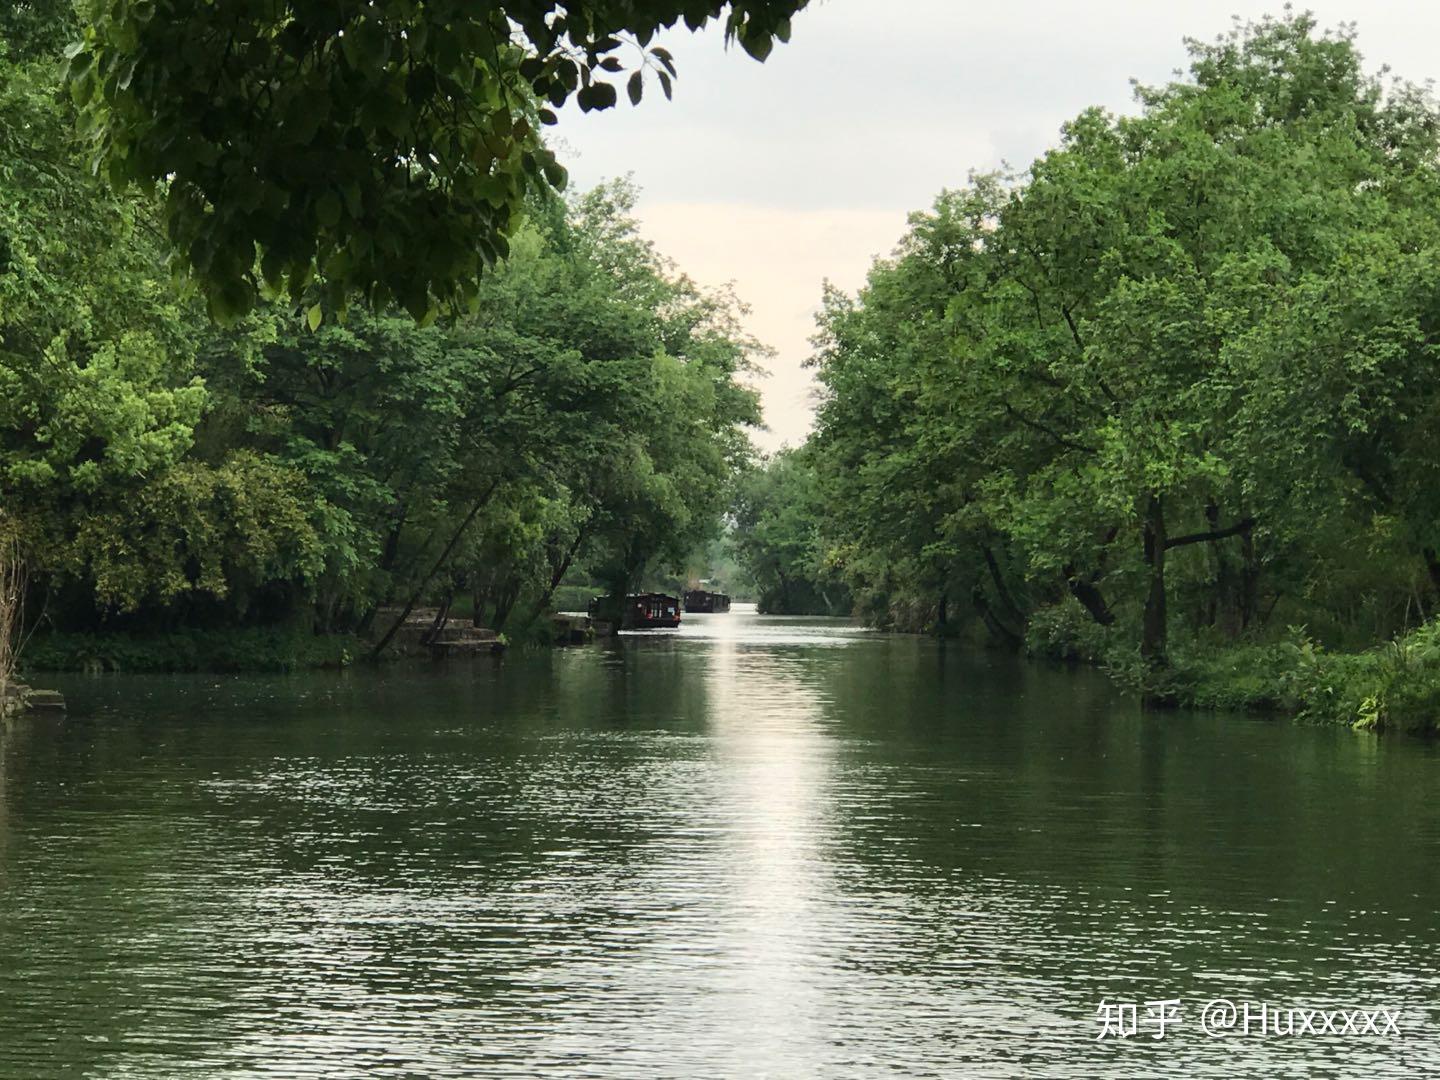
[371,608,506,657]
[1,682,66,719]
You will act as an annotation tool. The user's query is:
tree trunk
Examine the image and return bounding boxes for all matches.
[1063,564,1116,626]
[423,592,454,645]
[378,509,407,573]
[0,530,24,701]
[972,587,1023,651]
[981,545,1026,628]
[1141,494,1168,669]
[1204,501,1225,629]
[518,531,585,632]
[1423,548,1440,599]
[492,581,521,633]
[1240,527,1260,630]
[370,478,500,659]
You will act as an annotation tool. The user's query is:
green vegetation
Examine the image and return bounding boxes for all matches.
[68,0,807,320]
[20,627,361,674]
[2,17,766,672]
[732,14,1440,733]
[731,449,849,614]
[11,6,1440,733]
[1104,624,1440,736]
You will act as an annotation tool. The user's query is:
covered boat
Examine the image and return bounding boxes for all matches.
[626,592,682,628]
[684,590,732,613]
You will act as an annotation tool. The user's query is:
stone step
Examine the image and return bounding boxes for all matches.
[1,684,66,716]
[25,689,66,711]
[430,639,506,657]
[430,626,498,644]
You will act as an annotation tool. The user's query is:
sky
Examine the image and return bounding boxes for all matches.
[551,1,1440,451]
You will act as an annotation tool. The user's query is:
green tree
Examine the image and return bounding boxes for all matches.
[807,13,1440,682]
[0,0,78,63]
[731,449,849,616]
[0,55,209,591]
[67,0,807,319]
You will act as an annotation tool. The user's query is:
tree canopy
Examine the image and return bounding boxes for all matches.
[66,0,808,321]
[2,36,762,661]
[736,14,1440,682]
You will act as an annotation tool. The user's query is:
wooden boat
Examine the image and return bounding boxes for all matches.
[625,592,682,628]
[684,589,731,614]
[586,593,683,628]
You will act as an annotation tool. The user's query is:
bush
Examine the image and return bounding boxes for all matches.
[1296,621,1440,734]
[1102,623,1440,734]
[1025,599,1116,663]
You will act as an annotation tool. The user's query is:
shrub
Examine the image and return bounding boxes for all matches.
[1025,599,1115,663]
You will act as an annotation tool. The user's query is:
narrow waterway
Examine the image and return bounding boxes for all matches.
[2,607,1437,1077]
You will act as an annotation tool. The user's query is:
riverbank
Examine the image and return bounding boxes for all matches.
[16,617,530,675]
[1026,606,1440,736]
[1143,630,1440,735]
[20,629,363,674]
[22,612,1440,736]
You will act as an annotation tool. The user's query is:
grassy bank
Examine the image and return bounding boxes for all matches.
[1152,629,1440,735]
[20,629,363,674]
[1026,601,1440,735]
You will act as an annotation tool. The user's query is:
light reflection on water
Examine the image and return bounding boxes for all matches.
[1,606,1439,1077]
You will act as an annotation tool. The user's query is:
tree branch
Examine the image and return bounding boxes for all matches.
[1165,516,1255,550]
[1002,401,1096,454]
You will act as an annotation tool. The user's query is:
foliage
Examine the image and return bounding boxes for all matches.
[799,13,1440,721]
[731,449,850,615]
[1023,599,1114,664]
[59,453,327,614]
[1,48,762,661]
[1099,622,1440,735]
[0,55,205,507]
[66,0,807,320]
[0,0,78,63]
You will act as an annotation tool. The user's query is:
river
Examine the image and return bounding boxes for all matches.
[1,606,1437,1077]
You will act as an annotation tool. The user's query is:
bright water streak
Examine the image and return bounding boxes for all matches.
[2,606,1439,1077]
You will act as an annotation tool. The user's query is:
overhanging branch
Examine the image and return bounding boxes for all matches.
[1165,516,1255,550]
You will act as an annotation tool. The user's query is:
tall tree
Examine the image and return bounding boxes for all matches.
[67,0,808,319]
[806,13,1440,677]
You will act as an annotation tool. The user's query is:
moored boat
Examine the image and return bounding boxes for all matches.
[626,592,682,628]
[586,592,684,628]
[684,589,731,613]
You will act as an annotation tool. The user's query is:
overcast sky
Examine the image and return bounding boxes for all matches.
[552,1,1438,451]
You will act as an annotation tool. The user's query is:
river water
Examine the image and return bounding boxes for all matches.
[1,606,1437,1077]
